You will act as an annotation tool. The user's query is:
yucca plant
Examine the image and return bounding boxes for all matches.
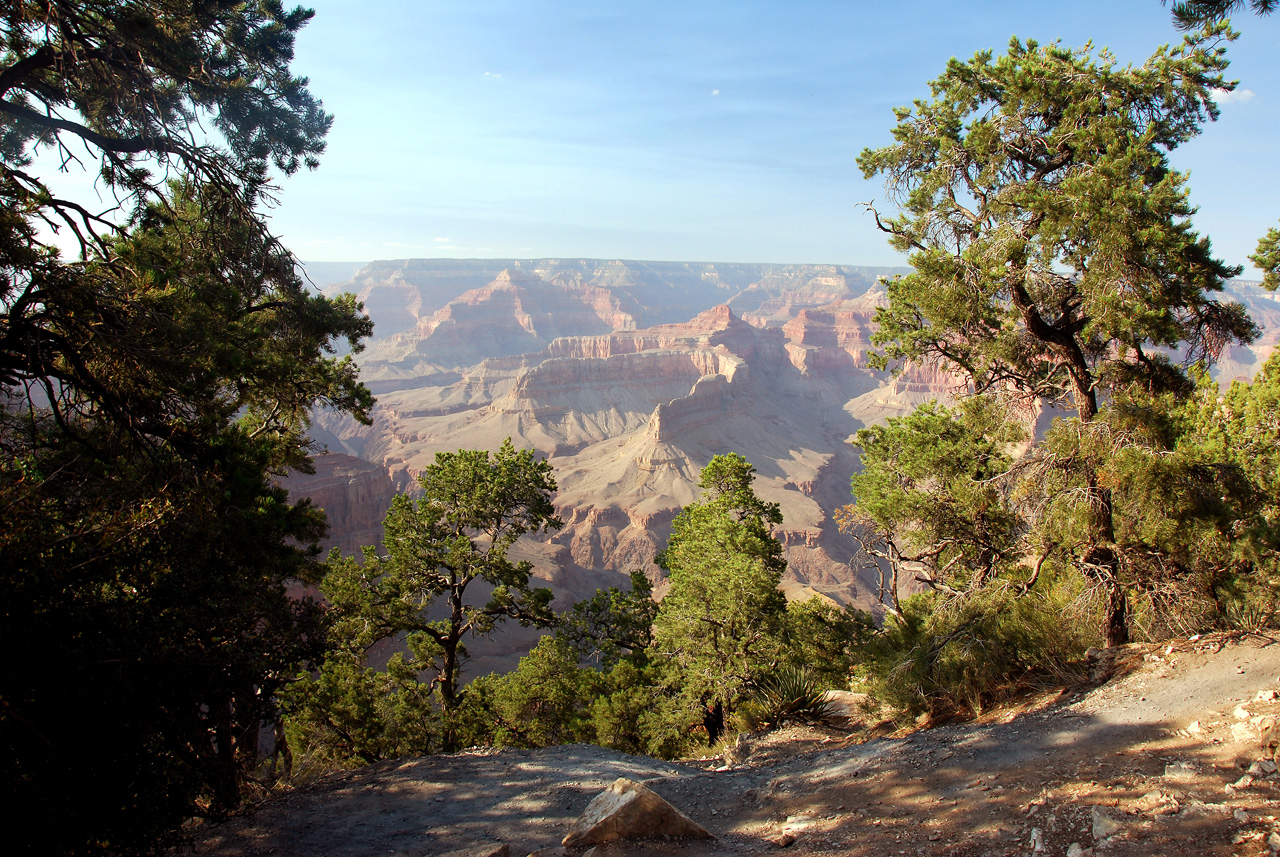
[745,666,833,726]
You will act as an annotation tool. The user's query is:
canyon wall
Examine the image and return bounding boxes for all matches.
[286,260,1280,679]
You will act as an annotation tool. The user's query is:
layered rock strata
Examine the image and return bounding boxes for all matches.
[289,260,1279,677]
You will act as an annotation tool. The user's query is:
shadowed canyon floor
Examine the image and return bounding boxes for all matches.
[188,634,1280,857]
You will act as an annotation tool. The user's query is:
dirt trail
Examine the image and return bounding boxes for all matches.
[189,635,1280,857]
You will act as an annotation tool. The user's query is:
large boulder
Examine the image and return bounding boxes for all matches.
[561,778,713,847]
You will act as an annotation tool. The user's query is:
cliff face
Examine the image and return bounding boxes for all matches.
[299,260,1280,623]
[303,261,921,613]
[278,453,397,556]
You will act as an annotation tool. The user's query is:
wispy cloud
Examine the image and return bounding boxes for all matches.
[711,88,720,96]
[484,71,502,79]
[434,236,451,243]
[1211,87,1255,104]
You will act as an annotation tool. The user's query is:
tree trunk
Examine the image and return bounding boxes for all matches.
[1083,479,1129,648]
[1075,382,1128,648]
[703,700,725,744]
[210,697,241,816]
[1105,574,1129,648]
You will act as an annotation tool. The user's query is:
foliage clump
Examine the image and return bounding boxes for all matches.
[0,4,375,854]
[854,24,1268,650]
[837,24,1280,716]
[289,451,879,763]
[287,439,561,760]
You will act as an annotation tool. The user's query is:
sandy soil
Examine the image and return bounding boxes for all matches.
[186,633,1280,857]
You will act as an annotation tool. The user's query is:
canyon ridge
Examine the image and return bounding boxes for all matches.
[284,259,1280,674]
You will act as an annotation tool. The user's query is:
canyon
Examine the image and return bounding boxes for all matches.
[286,259,1280,656]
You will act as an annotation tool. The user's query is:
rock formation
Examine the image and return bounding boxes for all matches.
[278,453,396,556]
[561,777,713,846]
[285,259,1279,675]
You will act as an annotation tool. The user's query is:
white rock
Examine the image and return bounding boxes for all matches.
[1269,830,1280,851]
[1256,689,1279,702]
[1232,722,1257,743]
[1029,827,1044,852]
[1067,843,1093,857]
[1091,806,1123,840]
[1236,705,1252,720]
[562,778,713,847]
[1133,790,1168,813]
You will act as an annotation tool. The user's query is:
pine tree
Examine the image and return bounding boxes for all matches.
[857,26,1259,645]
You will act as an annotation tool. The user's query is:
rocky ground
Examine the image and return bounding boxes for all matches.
[187,633,1280,857]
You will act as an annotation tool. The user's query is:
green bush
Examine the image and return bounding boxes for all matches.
[783,597,876,688]
[1212,571,1280,633]
[482,637,602,749]
[587,660,699,759]
[856,574,1096,718]
[283,651,441,767]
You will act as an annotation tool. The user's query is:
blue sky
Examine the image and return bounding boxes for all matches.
[249,2,1275,272]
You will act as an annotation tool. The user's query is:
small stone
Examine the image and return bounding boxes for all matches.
[1236,705,1253,720]
[1186,720,1203,734]
[766,833,796,848]
[1260,716,1279,748]
[1232,722,1257,743]
[1250,761,1267,777]
[1235,808,1251,822]
[1268,831,1280,851]
[1091,807,1123,840]
[1235,774,1256,789]
[1262,760,1279,775]
[1029,827,1045,852]
[1066,844,1093,857]
[1133,791,1166,813]
[1256,690,1280,702]
[1164,761,1197,782]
